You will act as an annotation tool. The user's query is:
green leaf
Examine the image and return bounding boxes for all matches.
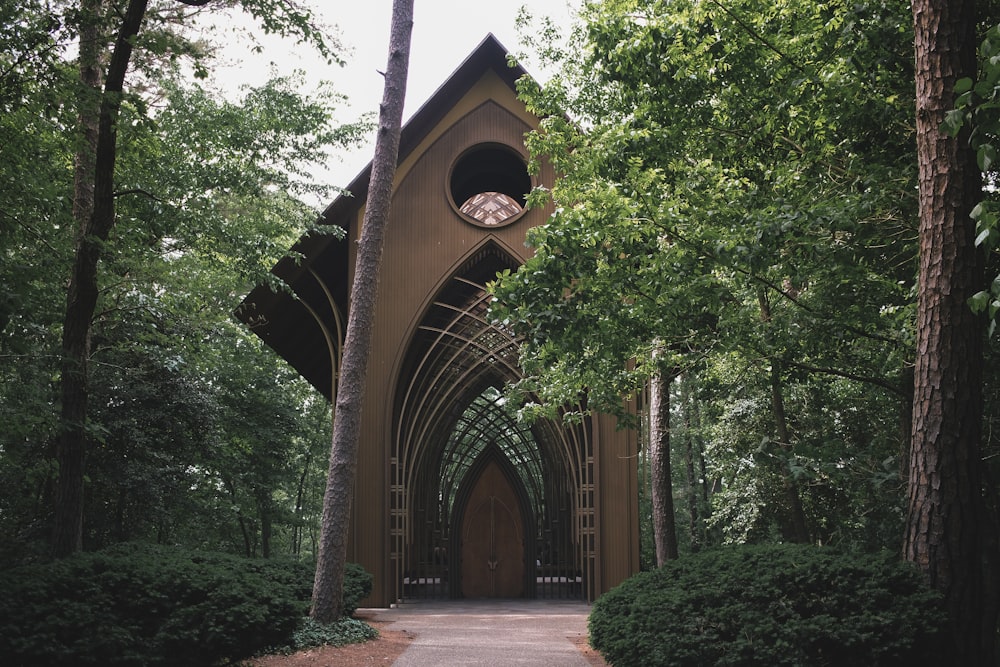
[975,79,997,99]
[941,108,967,136]
[977,143,998,171]
[968,290,991,314]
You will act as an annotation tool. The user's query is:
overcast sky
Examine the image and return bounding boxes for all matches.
[205,1,580,193]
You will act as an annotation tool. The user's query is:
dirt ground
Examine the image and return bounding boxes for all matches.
[244,611,609,666]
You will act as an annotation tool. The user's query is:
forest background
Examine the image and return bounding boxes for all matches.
[2,0,1000,660]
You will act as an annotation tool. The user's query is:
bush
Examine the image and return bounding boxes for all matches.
[343,561,374,616]
[589,544,948,667]
[0,543,368,667]
[263,616,379,656]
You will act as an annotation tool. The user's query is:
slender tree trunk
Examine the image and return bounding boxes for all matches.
[258,491,272,559]
[53,0,103,558]
[768,363,810,543]
[292,451,312,556]
[53,0,149,557]
[692,392,716,545]
[899,363,914,483]
[905,0,995,662]
[679,376,701,552]
[649,366,678,565]
[311,0,414,623]
[224,477,254,557]
[756,290,810,543]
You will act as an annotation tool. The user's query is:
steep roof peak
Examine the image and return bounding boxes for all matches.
[319,33,527,225]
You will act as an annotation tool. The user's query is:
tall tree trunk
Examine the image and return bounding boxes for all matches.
[53,0,149,557]
[53,0,103,559]
[224,477,254,557]
[757,290,810,543]
[258,490,272,559]
[905,0,994,662]
[292,451,312,556]
[311,0,414,623]
[767,363,810,543]
[679,375,701,552]
[649,366,678,565]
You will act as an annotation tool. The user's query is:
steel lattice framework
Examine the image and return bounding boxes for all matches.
[390,244,596,600]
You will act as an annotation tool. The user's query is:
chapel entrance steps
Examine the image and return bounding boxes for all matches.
[401,569,584,601]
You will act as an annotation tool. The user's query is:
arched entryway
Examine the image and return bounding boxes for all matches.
[390,242,594,601]
[454,445,532,598]
[238,35,640,608]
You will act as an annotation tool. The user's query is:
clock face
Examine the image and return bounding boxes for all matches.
[459,191,523,227]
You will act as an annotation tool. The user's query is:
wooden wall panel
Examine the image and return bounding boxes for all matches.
[348,76,554,606]
[595,411,641,594]
[342,66,635,606]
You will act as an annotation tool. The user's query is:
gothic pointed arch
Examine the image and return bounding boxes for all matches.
[238,34,639,607]
[390,239,589,600]
[451,442,535,598]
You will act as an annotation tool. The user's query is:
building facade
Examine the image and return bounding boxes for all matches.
[239,35,639,606]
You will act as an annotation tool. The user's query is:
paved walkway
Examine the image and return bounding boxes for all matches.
[365,599,598,666]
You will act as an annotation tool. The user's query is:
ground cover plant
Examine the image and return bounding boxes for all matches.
[0,543,374,667]
[588,543,947,667]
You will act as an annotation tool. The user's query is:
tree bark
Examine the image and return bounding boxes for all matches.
[767,363,810,543]
[649,366,678,565]
[905,0,994,662]
[258,490,272,559]
[679,375,701,552]
[311,0,414,623]
[53,0,149,558]
[757,290,810,544]
[292,451,312,556]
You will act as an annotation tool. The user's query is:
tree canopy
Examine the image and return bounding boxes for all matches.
[0,0,370,564]
[493,0,918,548]
[491,0,999,657]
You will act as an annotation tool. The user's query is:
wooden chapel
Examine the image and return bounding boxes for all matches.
[237,34,639,606]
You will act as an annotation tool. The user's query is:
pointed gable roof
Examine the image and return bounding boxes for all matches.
[236,34,530,395]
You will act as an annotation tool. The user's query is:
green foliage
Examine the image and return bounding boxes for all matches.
[495,0,917,551]
[0,543,313,666]
[342,561,375,616]
[263,617,378,656]
[588,544,947,667]
[0,0,372,562]
[947,23,1000,334]
[237,0,346,64]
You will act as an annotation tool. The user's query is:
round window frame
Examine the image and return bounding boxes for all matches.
[447,143,533,229]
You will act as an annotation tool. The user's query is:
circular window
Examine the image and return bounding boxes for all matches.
[450,145,531,228]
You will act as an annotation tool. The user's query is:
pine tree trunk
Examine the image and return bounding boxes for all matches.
[311,0,414,623]
[905,0,994,662]
[649,367,678,565]
[53,0,148,557]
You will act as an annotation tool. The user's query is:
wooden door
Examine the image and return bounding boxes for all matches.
[460,459,525,597]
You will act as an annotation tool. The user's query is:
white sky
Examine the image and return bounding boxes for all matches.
[204,1,580,195]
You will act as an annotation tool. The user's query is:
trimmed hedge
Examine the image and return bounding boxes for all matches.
[0,543,373,667]
[589,544,947,667]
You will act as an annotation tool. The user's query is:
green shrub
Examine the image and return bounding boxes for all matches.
[343,561,374,616]
[589,544,947,667]
[0,543,313,667]
[262,616,379,656]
